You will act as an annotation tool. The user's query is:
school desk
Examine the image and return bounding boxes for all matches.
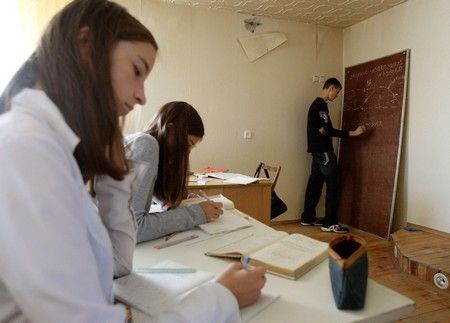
[187,178,273,225]
[132,214,415,322]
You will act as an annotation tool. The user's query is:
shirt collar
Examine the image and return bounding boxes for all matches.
[12,88,80,152]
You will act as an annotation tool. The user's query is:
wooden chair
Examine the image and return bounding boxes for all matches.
[253,161,281,192]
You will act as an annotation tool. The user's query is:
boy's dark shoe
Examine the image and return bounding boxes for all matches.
[300,218,324,226]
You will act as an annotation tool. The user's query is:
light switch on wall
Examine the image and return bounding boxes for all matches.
[244,130,252,139]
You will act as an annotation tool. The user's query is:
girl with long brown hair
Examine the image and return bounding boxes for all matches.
[0,0,265,321]
[99,101,223,244]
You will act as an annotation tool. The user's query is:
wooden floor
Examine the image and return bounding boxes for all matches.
[271,222,450,322]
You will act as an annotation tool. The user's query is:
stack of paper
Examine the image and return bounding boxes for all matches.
[205,172,259,185]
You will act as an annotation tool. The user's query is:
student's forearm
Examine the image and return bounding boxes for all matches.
[135,204,206,243]
[321,125,349,138]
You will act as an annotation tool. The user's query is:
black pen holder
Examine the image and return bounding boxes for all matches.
[328,234,368,310]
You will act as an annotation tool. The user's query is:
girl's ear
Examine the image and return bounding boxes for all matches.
[77,26,91,59]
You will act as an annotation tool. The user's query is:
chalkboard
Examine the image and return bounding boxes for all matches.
[337,50,409,239]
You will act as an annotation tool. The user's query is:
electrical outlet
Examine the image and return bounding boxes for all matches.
[244,130,252,139]
[312,75,319,82]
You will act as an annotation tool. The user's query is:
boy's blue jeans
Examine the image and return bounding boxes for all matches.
[302,151,340,227]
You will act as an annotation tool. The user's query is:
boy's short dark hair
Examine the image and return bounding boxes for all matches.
[323,78,342,90]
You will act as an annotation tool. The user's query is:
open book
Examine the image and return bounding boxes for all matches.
[206,231,328,280]
[114,260,279,322]
[181,195,252,234]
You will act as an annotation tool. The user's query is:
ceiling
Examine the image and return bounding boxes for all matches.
[160,0,407,28]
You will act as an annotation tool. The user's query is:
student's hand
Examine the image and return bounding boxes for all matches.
[186,193,198,199]
[350,125,366,136]
[216,262,266,308]
[199,201,223,221]
[319,127,326,135]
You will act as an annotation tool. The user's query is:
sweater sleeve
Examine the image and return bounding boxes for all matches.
[94,133,157,277]
[319,110,349,138]
[126,134,207,243]
[136,204,206,243]
[95,161,149,277]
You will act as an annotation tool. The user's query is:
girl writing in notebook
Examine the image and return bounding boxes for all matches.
[0,0,265,321]
[96,101,224,246]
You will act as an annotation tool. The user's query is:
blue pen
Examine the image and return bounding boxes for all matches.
[243,256,251,270]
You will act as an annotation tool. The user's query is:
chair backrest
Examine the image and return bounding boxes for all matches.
[254,161,281,191]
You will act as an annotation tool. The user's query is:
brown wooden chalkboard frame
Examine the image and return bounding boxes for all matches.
[338,50,410,239]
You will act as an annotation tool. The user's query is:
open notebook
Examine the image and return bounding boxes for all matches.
[181,195,252,234]
[114,260,279,322]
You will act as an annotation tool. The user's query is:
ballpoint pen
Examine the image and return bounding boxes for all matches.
[242,256,251,270]
[199,190,212,202]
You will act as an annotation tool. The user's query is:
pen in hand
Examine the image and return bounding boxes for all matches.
[198,190,223,221]
[199,190,212,202]
[242,256,252,270]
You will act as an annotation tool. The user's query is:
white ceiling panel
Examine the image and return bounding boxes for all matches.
[158,0,407,28]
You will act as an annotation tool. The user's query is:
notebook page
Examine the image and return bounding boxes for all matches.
[181,194,235,210]
[206,231,287,256]
[113,260,214,316]
[241,292,280,322]
[249,234,328,271]
[198,209,251,234]
[130,291,280,322]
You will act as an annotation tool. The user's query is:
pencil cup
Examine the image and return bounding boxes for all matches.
[328,234,368,310]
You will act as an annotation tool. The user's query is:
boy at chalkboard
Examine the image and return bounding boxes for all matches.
[300,78,365,233]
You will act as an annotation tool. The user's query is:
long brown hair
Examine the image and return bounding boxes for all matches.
[146,101,204,206]
[0,0,158,181]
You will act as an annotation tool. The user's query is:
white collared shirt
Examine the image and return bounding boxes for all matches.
[0,89,125,322]
[0,89,241,323]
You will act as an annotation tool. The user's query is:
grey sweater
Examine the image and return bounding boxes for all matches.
[95,133,206,277]
[124,133,206,243]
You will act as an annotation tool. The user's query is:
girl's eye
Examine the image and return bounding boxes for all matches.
[134,66,141,77]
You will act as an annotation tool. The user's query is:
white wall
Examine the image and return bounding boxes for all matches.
[343,0,450,233]
[0,0,70,91]
[7,0,444,232]
[125,0,343,222]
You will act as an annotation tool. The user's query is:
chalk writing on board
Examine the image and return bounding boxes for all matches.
[344,75,404,111]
